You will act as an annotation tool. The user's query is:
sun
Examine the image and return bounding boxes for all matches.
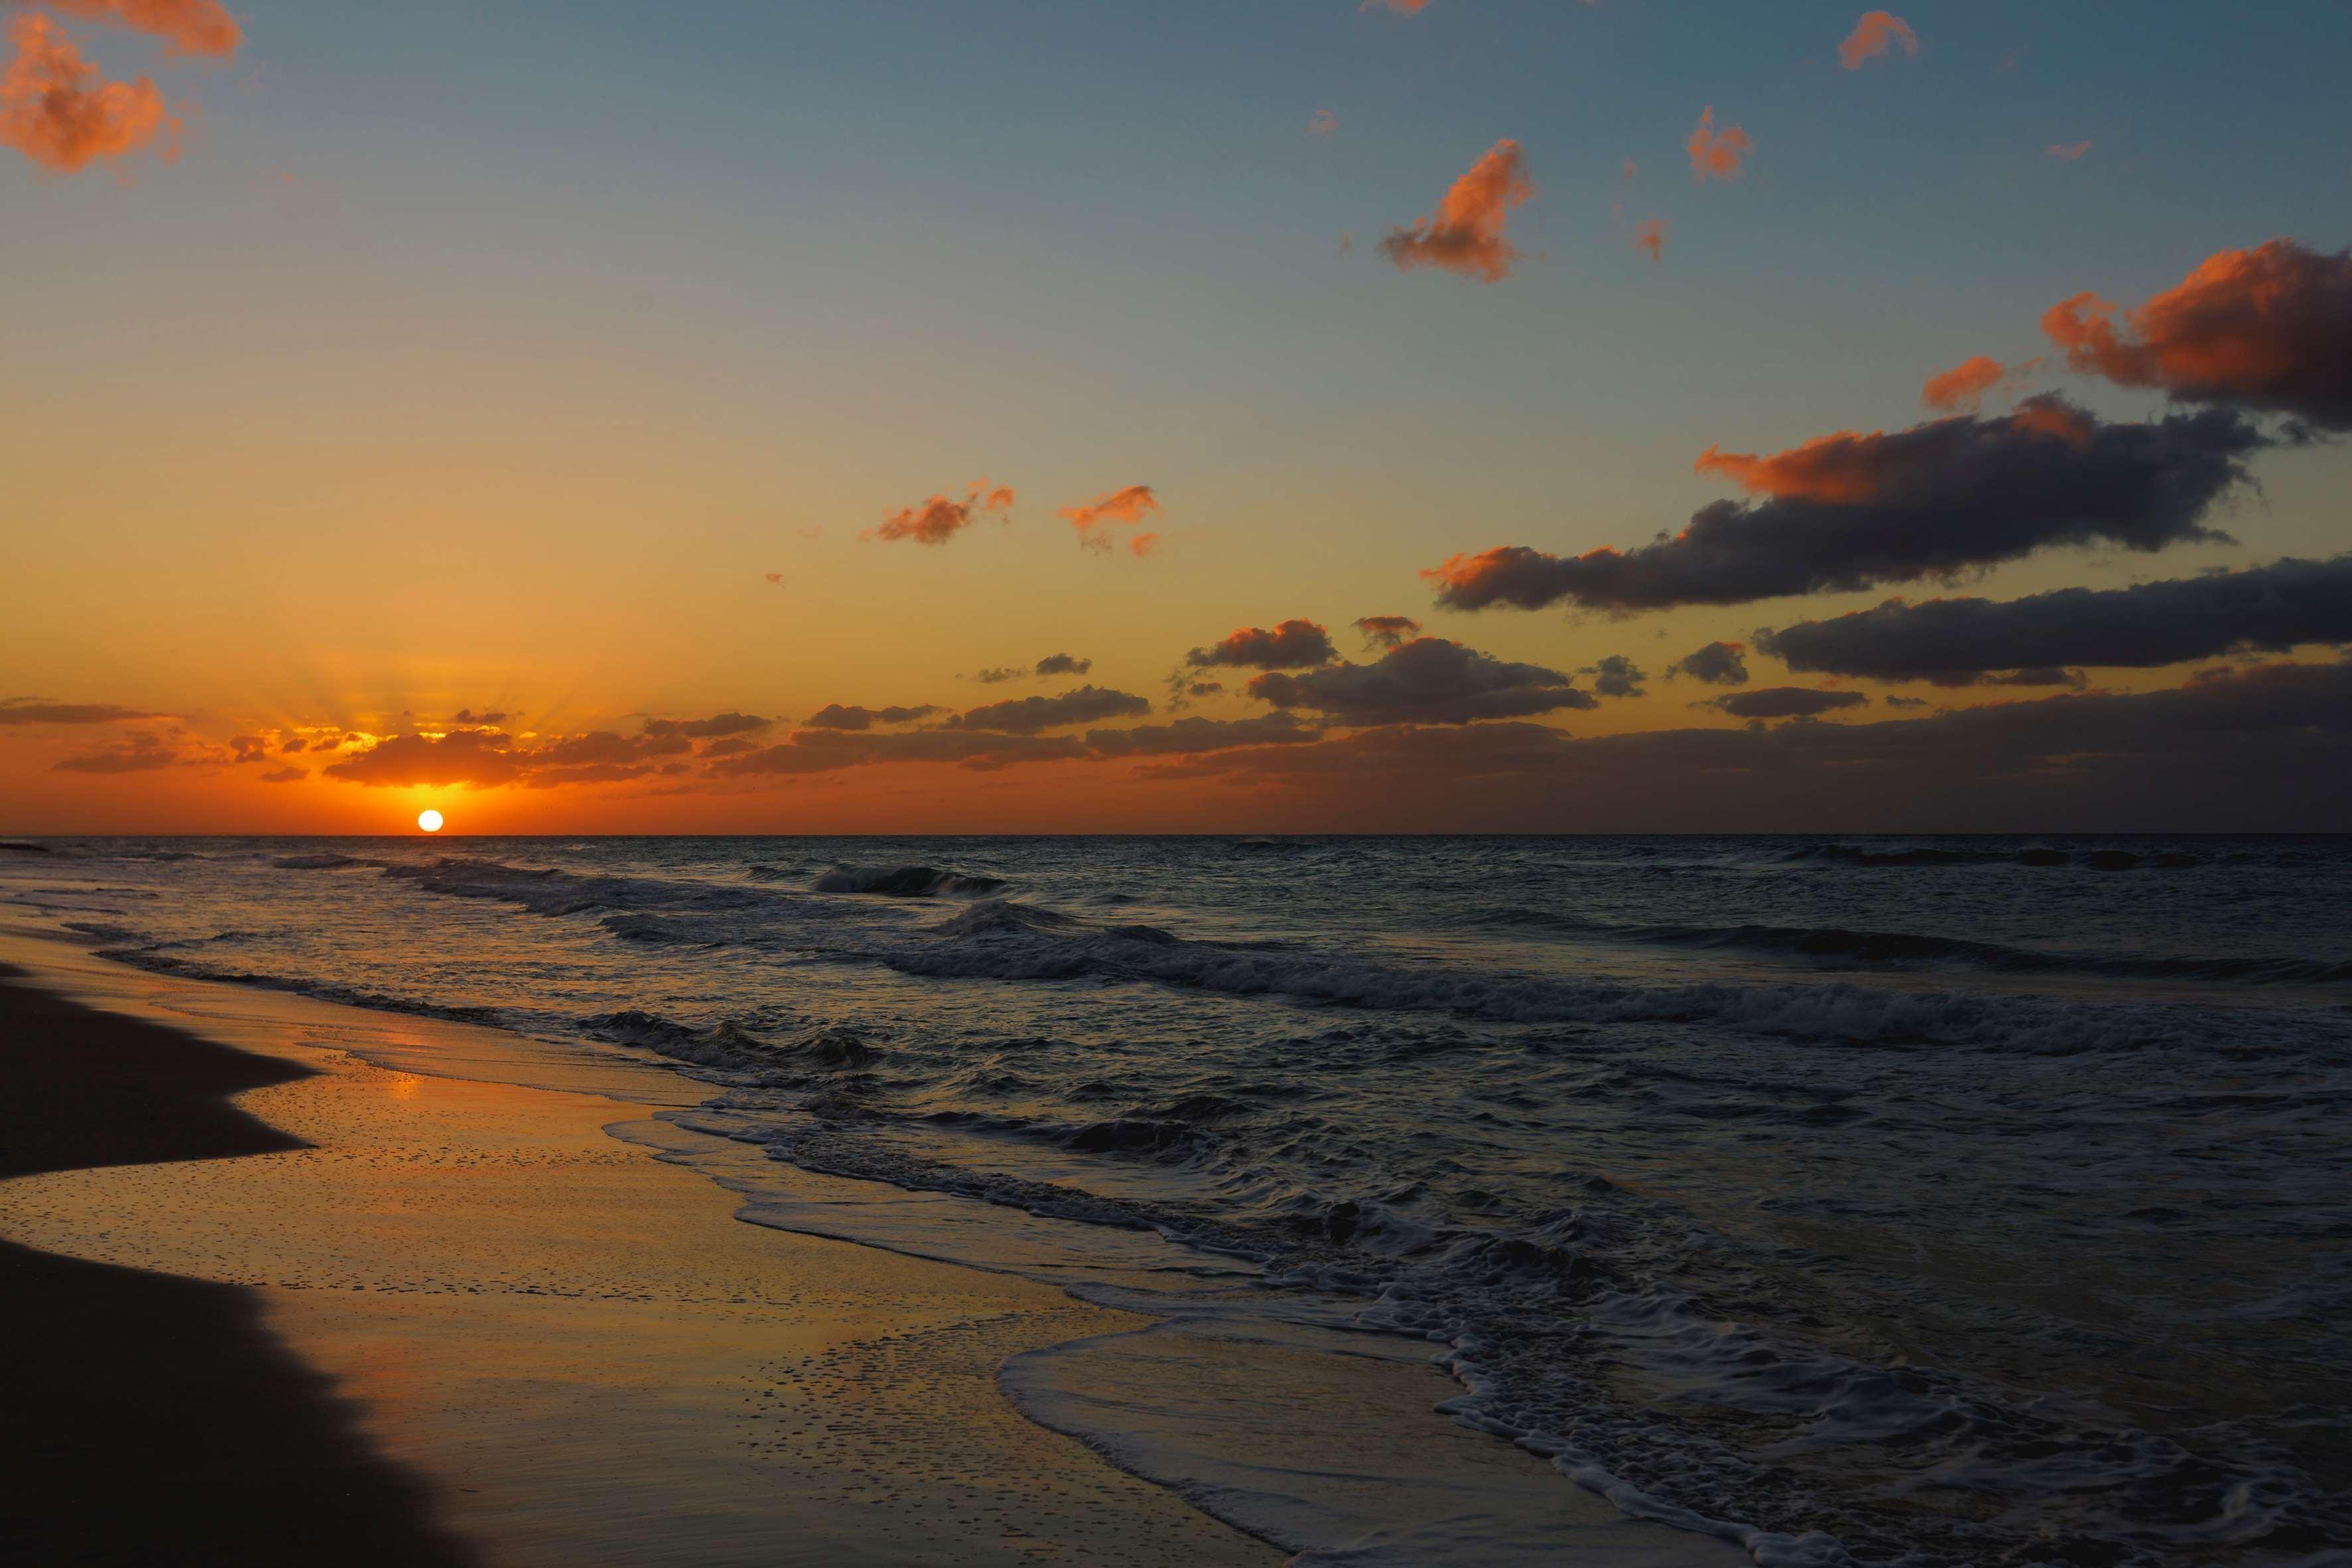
[417,809,445,833]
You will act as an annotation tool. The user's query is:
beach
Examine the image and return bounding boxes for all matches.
[0,939,1278,1565]
[0,927,1741,1566]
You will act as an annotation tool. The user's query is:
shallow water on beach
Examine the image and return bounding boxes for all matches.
[5,833,2350,1567]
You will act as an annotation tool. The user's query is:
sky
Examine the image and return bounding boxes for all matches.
[4,0,2350,834]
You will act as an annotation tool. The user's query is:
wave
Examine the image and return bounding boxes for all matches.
[1472,911,2352,985]
[0,840,55,855]
[1784,842,2203,870]
[384,856,777,919]
[810,863,1006,898]
[271,852,372,870]
[885,905,2339,1052]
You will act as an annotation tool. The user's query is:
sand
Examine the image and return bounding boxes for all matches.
[0,939,1273,1565]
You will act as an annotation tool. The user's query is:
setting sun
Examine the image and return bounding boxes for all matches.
[416,810,443,833]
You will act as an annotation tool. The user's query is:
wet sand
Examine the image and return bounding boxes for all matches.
[0,943,1272,1565]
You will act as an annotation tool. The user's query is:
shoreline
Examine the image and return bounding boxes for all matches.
[0,937,1275,1565]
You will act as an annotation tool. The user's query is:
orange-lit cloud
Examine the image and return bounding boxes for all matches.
[1377,139,1535,284]
[1308,108,1338,137]
[258,765,305,784]
[22,0,241,56]
[1837,11,1918,70]
[1921,354,2005,412]
[2045,140,2092,162]
[1687,106,1751,183]
[1362,0,1433,12]
[1,11,173,172]
[1059,484,1161,550]
[1129,531,1160,558]
[1634,218,1668,263]
[873,479,1015,546]
[2042,240,2352,430]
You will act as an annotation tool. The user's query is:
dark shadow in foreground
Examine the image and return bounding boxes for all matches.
[0,967,480,1567]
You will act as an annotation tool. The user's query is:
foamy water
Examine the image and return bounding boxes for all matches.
[5,834,2349,1566]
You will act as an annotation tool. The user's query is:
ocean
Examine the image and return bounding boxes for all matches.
[5,834,2348,1567]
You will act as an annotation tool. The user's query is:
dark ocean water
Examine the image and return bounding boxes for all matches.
[5,834,2349,1566]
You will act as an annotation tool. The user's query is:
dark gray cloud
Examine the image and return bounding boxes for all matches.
[1703,687,1870,720]
[1759,555,2352,684]
[641,712,771,740]
[1085,714,1323,757]
[1,700,161,726]
[1137,659,2352,832]
[951,685,1151,735]
[52,734,180,773]
[972,667,1024,684]
[451,708,510,726]
[1186,620,1340,670]
[1034,653,1093,677]
[1426,400,2270,614]
[1353,615,1423,652]
[1670,641,1751,686]
[707,731,1089,777]
[803,704,945,732]
[1248,637,1596,725]
[1587,655,1647,698]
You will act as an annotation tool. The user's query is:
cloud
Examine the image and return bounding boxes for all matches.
[51,732,178,773]
[1035,653,1093,677]
[1687,107,1752,183]
[641,712,770,740]
[802,704,943,732]
[2042,240,2352,430]
[1703,687,1869,721]
[280,738,306,753]
[323,731,524,789]
[1129,531,1160,558]
[1362,0,1433,13]
[874,480,1014,546]
[764,572,785,586]
[1353,615,1423,652]
[1140,659,2352,830]
[973,667,1024,684]
[1634,218,1668,264]
[1,11,173,172]
[1838,11,1918,70]
[1308,108,1338,137]
[1059,485,1162,550]
[28,0,241,56]
[707,730,1088,778]
[1085,714,1324,757]
[450,708,513,726]
[951,684,1152,735]
[1186,619,1339,670]
[1424,400,2268,614]
[1669,640,1751,686]
[1587,655,1648,698]
[0,699,161,725]
[228,734,272,763]
[1378,140,1535,283]
[258,765,305,784]
[699,738,758,758]
[1185,680,1224,698]
[1921,354,2009,412]
[1758,555,2352,684]
[1248,637,1595,725]
[2045,140,2092,162]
